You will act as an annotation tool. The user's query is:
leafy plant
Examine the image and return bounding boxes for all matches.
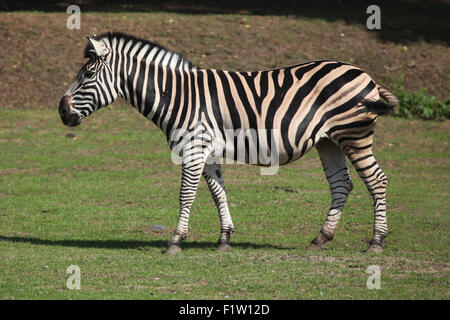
[393,86,450,120]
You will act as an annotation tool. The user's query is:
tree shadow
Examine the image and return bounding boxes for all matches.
[1,0,448,45]
[0,235,295,251]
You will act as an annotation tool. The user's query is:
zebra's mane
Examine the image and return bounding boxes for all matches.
[84,32,196,69]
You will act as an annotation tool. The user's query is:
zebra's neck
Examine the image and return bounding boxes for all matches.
[103,34,196,134]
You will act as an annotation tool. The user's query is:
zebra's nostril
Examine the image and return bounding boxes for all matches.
[59,96,71,116]
[58,96,74,125]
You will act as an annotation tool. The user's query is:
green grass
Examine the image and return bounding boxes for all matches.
[0,105,449,299]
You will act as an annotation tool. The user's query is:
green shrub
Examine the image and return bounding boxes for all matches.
[393,87,450,120]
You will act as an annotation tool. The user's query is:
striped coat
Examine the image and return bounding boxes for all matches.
[59,33,398,254]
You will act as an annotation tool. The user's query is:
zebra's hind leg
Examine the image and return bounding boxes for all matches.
[328,115,388,253]
[345,147,388,253]
[308,140,353,251]
[202,163,234,251]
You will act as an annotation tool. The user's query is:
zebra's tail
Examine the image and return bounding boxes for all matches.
[362,85,399,116]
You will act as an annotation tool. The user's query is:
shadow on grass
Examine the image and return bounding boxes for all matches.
[0,235,295,250]
[1,0,449,45]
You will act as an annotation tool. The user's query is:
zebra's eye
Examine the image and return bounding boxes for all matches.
[85,70,95,78]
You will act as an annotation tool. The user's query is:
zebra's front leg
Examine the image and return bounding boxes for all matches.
[308,140,353,250]
[202,163,234,251]
[165,150,208,255]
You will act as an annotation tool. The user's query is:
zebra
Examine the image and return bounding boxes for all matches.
[59,32,398,254]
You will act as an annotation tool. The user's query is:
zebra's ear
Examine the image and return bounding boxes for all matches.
[87,37,109,57]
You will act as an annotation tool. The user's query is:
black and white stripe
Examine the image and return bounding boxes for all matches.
[61,32,398,253]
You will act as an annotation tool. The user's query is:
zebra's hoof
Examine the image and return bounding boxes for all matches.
[365,244,383,254]
[216,243,232,251]
[165,245,182,255]
[307,242,323,251]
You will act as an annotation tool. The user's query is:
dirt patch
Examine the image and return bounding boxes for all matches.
[307,255,343,263]
[143,226,172,237]
[143,225,201,240]
[0,167,40,177]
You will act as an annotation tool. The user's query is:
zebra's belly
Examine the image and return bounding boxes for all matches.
[209,130,317,167]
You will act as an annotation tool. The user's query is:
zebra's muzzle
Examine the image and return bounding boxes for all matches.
[59,96,81,127]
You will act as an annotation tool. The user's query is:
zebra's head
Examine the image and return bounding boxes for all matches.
[59,36,116,126]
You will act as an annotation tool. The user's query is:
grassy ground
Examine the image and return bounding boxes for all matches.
[0,3,449,300]
[0,104,448,299]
